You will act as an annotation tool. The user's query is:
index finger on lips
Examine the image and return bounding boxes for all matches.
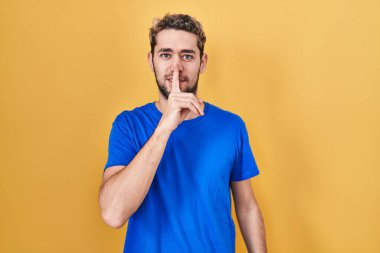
[171,64,181,93]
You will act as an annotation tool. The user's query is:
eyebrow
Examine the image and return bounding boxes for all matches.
[181,49,196,54]
[157,48,196,54]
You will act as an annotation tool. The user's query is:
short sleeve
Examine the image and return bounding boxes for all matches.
[104,112,137,171]
[230,119,260,181]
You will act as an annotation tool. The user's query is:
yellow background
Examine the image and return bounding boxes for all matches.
[1,0,379,252]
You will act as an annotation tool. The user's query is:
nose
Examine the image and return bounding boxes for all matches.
[172,57,184,72]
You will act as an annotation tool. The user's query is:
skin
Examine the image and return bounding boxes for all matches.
[231,180,268,253]
[98,28,267,253]
[147,29,207,122]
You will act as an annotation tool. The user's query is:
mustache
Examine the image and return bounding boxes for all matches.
[165,74,188,81]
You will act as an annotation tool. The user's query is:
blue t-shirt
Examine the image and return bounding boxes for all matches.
[104,101,260,253]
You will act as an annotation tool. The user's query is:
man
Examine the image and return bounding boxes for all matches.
[98,13,267,253]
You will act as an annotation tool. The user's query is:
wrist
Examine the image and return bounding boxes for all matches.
[155,121,173,139]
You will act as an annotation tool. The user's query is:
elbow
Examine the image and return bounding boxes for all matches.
[104,218,125,229]
[100,208,130,229]
[99,201,137,229]
[98,186,138,229]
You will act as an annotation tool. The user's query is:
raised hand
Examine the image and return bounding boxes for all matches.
[158,64,204,132]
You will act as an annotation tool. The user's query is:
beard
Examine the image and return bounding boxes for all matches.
[152,63,200,100]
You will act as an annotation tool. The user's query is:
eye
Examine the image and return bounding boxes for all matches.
[183,54,194,61]
[160,53,171,59]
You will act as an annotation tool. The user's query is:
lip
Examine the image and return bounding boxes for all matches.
[167,78,186,82]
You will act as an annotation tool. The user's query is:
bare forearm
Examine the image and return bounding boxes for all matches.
[99,124,172,228]
[236,206,267,253]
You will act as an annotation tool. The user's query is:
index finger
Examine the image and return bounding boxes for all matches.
[171,65,181,93]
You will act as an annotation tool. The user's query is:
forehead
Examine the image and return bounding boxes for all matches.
[155,29,199,54]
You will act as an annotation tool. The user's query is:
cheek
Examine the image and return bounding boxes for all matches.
[154,62,170,74]
[187,66,200,78]
[154,65,166,77]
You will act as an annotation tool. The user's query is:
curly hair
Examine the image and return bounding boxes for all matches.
[149,13,207,56]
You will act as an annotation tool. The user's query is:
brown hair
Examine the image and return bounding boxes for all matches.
[149,13,207,56]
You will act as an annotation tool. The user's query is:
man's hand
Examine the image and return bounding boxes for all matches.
[159,64,204,132]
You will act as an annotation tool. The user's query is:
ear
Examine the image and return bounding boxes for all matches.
[148,51,154,72]
[199,52,208,74]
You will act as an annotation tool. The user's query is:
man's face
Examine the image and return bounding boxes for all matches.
[148,29,207,99]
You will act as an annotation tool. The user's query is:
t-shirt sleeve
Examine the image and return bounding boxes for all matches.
[230,119,260,181]
[104,112,137,171]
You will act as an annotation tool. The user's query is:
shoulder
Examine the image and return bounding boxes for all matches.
[114,102,153,123]
[207,102,246,128]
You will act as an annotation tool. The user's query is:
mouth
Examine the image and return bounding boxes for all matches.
[167,78,187,83]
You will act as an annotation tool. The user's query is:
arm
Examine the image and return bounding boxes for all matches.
[98,64,204,228]
[98,123,172,228]
[231,179,267,253]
